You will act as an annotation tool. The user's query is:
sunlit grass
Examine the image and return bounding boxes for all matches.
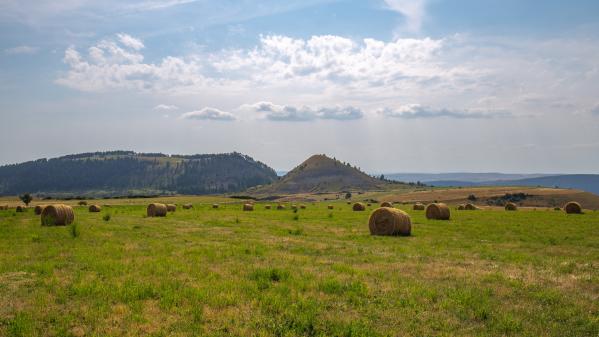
[0,201,597,336]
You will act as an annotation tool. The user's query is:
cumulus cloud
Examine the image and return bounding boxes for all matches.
[383,0,427,33]
[5,45,39,55]
[153,104,179,110]
[242,102,364,121]
[379,104,511,119]
[181,107,236,121]
[117,33,144,50]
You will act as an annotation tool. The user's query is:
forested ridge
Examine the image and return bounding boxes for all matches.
[0,151,277,196]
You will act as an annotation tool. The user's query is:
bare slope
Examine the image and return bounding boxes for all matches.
[249,154,391,194]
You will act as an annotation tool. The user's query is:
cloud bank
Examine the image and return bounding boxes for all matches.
[379,104,511,119]
[181,107,236,121]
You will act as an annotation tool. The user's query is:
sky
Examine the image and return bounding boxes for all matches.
[1,0,598,173]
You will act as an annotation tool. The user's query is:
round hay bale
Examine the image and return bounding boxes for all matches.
[147,203,167,217]
[41,204,74,226]
[353,202,366,211]
[327,205,334,210]
[413,203,425,211]
[564,201,582,214]
[88,205,101,212]
[243,203,254,211]
[346,201,351,205]
[464,203,477,210]
[457,204,465,210]
[182,204,193,209]
[505,202,517,211]
[367,203,371,207]
[78,201,87,206]
[380,201,393,207]
[425,203,450,220]
[277,204,285,210]
[34,205,47,215]
[166,204,177,212]
[368,207,411,236]
[212,203,219,209]
[265,205,272,209]
[300,204,306,209]
[16,206,25,212]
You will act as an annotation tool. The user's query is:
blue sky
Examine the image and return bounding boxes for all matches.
[1,0,599,173]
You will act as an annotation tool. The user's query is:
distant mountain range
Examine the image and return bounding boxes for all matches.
[0,151,277,196]
[386,173,599,195]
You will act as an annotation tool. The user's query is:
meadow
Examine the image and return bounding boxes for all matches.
[0,199,597,336]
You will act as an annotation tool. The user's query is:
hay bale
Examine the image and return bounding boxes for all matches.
[425,203,450,220]
[367,203,371,206]
[291,204,298,210]
[147,203,167,217]
[564,201,582,214]
[347,201,351,205]
[277,204,285,210]
[380,201,393,207]
[457,204,465,210]
[88,205,101,212]
[554,207,561,211]
[265,205,272,209]
[413,203,425,210]
[464,203,478,210]
[368,207,411,236]
[328,205,334,210]
[34,205,47,215]
[353,202,366,211]
[300,204,306,209]
[182,204,193,209]
[41,204,74,226]
[212,203,219,209]
[243,203,254,211]
[505,202,517,211]
[16,205,25,212]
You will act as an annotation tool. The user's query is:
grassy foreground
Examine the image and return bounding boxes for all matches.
[0,201,598,336]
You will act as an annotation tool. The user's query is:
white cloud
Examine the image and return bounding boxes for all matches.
[242,102,364,121]
[5,45,39,55]
[153,104,179,110]
[181,107,236,121]
[379,104,511,119]
[117,33,144,50]
[383,0,427,33]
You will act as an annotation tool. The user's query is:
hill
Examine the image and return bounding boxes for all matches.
[249,154,396,195]
[0,151,277,196]
[414,174,599,196]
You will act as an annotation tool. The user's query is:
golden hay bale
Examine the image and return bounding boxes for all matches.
[300,204,306,209]
[380,201,393,207]
[182,204,193,209]
[277,204,286,210]
[368,207,411,236]
[564,201,582,214]
[16,205,25,212]
[265,205,272,209]
[166,204,177,212]
[41,204,74,226]
[353,202,366,211]
[34,205,47,215]
[426,203,450,220]
[328,205,334,210]
[505,202,518,211]
[243,203,254,211]
[147,203,167,217]
[88,205,101,212]
[212,203,219,209]
[464,203,478,210]
[413,203,425,210]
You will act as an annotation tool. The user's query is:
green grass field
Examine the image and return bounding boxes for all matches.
[1,201,598,336]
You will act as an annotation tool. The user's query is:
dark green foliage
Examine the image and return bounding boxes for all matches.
[0,151,277,196]
[19,193,32,206]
